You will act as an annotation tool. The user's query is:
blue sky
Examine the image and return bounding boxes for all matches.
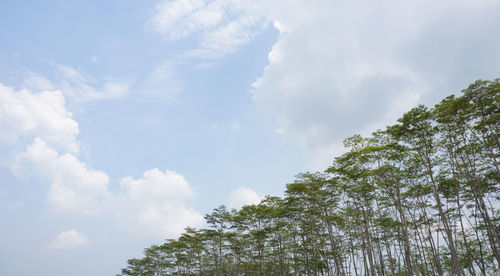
[1,0,500,275]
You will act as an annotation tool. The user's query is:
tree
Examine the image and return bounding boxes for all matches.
[119,79,500,276]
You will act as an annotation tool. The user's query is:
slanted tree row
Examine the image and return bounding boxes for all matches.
[119,79,499,275]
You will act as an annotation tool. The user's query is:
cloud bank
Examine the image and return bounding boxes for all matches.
[250,0,500,169]
[150,0,500,169]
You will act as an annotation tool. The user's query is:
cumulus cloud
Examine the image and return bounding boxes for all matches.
[13,141,204,238]
[0,83,79,153]
[50,230,89,249]
[1,80,203,239]
[228,186,263,210]
[112,168,204,239]
[13,138,109,214]
[240,0,500,169]
[150,0,268,58]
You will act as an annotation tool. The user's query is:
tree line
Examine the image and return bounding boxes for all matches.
[118,79,499,275]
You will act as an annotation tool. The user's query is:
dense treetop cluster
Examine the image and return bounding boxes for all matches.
[119,79,499,275]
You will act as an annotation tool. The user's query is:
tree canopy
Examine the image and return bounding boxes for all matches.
[118,79,500,275]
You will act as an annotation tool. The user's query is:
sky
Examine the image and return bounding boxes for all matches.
[1,0,499,275]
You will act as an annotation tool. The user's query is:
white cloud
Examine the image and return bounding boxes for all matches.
[242,0,500,170]
[12,140,204,239]
[150,0,268,58]
[50,230,89,249]
[141,61,183,103]
[13,138,109,214]
[0,83,79,153]
[51,63,131,102]
[1,80,203,239]
[149,0,500,170]
[228,186,262,210]
[22,60,183,104]
[151,0,216,39]
[0,81,111,213]
[22,71,55,91]
[112,168,204,239]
